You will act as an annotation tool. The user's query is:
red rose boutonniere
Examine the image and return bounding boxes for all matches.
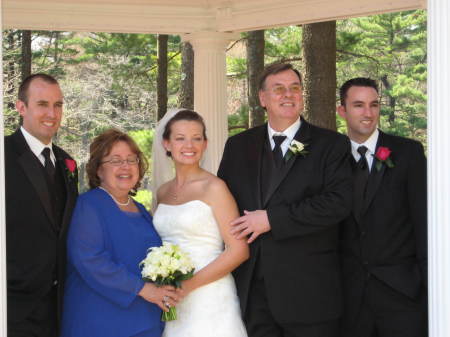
[65,159,77,180]
[374,147,394,171]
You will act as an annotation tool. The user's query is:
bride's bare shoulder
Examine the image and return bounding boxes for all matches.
[157,180,173,201]
[203,173,233,200]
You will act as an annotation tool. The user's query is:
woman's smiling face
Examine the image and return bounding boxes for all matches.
[97,140,140,196]
[164,120,207,166]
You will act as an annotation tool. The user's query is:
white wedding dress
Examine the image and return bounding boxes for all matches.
[153,200,248,337]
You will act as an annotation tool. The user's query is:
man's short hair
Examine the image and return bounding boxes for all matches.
[258,63,302,91]
[339,77,378,106]
[18,73,59,105]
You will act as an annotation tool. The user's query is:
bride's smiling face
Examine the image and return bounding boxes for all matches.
[164,120,207,166]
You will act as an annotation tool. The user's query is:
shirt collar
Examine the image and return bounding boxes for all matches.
[350,128,379,159]
[20,126,55,162]
[267,117,301,143]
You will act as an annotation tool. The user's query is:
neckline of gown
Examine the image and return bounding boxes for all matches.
[158,199,212,210]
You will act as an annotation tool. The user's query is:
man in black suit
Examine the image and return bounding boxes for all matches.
[337,77,427,337]
[218,63,352,337]
[6,74,78,337]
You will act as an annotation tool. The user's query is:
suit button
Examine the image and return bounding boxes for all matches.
[363,261,369,266]
[360,231,366,237]
[53,280,58,286]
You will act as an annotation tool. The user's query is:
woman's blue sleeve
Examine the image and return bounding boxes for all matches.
[67,197,145,308]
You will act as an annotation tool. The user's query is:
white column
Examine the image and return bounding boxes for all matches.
[0,0,7,335]
[184,31,239,174]
[428,1,450,336]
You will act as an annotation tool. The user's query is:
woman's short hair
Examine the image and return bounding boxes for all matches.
[86,128,148,195]
[162,109,207,157]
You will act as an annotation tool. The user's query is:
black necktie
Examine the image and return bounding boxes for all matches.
[272,135,287,168]
[42,148,55,181]
[353,145,369,219]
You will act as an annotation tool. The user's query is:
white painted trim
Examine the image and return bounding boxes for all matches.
[0,0,8,334]
[3,0,424,34]
[218,0,426,32]
[428,1,450,336]
[2,1,214,34]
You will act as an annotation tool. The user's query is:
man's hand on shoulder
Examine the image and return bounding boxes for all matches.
[230,210,270,244]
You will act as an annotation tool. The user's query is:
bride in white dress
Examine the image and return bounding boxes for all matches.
[151,109,249,337]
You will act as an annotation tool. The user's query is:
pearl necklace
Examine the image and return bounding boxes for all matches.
[99,186,131,206]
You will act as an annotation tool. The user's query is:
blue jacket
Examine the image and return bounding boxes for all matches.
[61,188,163,337]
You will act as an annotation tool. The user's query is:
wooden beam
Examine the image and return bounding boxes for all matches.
[3,0,425,34]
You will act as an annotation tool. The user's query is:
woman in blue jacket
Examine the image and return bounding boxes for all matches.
[61,129,179,337]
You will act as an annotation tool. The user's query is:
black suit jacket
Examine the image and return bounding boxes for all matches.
[218,119,352,324]
[5,129,78,324]
[340,130,427,324]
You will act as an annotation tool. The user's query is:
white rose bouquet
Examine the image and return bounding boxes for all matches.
[140,241,195,321]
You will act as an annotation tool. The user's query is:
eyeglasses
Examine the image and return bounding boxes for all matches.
[268,84,302,96]
[101,157,140,166]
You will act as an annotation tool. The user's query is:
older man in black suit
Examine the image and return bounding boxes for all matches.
[218,63,352,337]
[5,74,78,337]
[337,77,428,337]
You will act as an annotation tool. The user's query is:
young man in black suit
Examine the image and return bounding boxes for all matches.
[337,78,428,337]
[5,74,78,337]
[218,63,353,337]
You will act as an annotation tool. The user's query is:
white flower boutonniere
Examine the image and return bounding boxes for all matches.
[285,139,308,162]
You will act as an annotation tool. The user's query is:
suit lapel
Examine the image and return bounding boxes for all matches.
[55,150,70,192]
[12,130,56,227]
[361,131,388,216]
[54,148,77,236]
[263,118,312,207]
[250,127,266,209]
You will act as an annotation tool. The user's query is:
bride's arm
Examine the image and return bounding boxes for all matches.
[180,178,249,295]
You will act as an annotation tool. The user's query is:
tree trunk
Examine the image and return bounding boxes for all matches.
[302,21,337,131]
[54,31,60,64]
[7,31,17,110]
[178,41,194,110]
[247,30,265,128]
[21,30,32,81]
[381,74,396,126]
[157,34,168,120]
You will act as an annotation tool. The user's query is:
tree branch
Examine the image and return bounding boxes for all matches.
[148,51,181,72]
[227,38,246,52]
[336,49,379,64]
[228,125,248,131]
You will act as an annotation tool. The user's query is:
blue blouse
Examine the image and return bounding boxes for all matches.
[61,188,163,337]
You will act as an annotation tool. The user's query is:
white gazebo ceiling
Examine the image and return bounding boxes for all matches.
[3,0,425,34]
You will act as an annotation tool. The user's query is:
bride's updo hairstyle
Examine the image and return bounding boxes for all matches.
[162,109,207,157]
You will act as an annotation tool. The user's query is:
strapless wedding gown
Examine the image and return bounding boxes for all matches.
[153,200,248,337]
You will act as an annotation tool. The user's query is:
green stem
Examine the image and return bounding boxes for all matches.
[161,307,177,321]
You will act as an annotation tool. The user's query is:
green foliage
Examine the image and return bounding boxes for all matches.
[128,130,155,210]
[227,57,247,79]
[228,104,250,136]
[134,190,152,211]
[336,10,427,144]
[265,26,302,64]
[129,129,154,172]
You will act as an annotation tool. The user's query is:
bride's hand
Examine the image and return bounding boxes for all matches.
[139,283,180,312]
[177,280,194,299]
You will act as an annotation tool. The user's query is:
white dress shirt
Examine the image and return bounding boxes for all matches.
[20,126,56,166]
[267,118,301,156]
[350,129,379,172]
